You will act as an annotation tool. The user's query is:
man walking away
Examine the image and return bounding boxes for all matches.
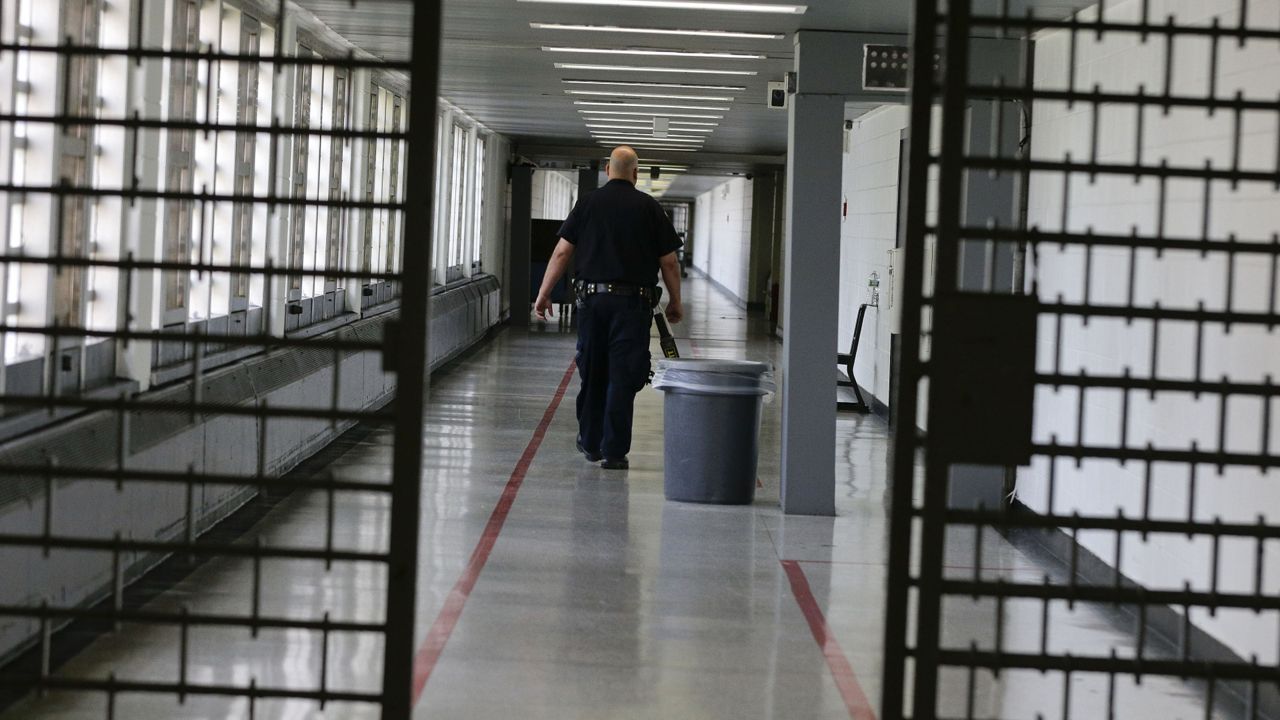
[534,146,684,470]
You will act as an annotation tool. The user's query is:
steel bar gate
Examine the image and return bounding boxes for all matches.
[883,0,1280,718]
[0,0,438,716]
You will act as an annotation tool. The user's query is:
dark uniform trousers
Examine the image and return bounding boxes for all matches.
[575,293,653,459]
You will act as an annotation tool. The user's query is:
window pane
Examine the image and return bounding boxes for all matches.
[162,0,200,320]
[447,123,465,276]
[471,137,485,267]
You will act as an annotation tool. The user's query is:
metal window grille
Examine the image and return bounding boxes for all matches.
[0,0,438,716]
[884,0,1280,718]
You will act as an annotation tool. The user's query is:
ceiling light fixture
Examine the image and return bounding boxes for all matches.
[563,79,746,91]
[580,110,724,119]
[585,117,722,127]
[592,135,706,145]
[543,46,766,60]
[566,90,735,102]
[531,23,785,40]
[556,63,756,76]
[586,124,714,133]
[575,101,731,111]
[592,134,707,143]
[520,0,807,14]
[599,143,698,153]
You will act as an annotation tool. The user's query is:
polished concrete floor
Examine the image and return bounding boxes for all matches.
[2,278,1231,719]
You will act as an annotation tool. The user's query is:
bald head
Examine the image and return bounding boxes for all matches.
[607,145,639,183]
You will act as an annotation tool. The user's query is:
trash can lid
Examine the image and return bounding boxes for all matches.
[656,358,772,375]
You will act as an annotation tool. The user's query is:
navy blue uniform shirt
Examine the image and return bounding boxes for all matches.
[556,179,683,286]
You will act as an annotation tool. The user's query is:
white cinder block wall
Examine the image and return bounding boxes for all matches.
[1015,0,1280,664]
[531,170,577,221]
[692,177,754,305]
[839,105,909,403]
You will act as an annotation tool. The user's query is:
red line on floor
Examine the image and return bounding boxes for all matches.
[780,559,878,720]
[412,360,578,703]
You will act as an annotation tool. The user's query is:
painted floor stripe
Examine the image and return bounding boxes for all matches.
[781,559,878,720]
[412,361,578,704]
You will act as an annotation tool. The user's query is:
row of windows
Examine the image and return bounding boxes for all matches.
[0,0,498,376]
[435,103,490,285]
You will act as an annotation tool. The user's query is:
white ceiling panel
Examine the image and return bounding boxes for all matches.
[293,0,1095,172]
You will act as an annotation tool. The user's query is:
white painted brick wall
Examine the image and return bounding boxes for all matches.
[692,178,754,304]
[1017,0,1280,663]
[839,105,910,403]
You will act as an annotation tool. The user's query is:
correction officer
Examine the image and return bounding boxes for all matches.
[534,145,684,470]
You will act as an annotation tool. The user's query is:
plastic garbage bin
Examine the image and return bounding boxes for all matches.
[652,359,775,504]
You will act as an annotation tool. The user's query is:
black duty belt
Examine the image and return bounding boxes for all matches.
[575,281,660,305]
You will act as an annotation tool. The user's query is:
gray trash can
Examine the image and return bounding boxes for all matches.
[652,359,775,504]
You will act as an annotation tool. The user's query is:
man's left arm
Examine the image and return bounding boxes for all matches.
[534,238,575,320]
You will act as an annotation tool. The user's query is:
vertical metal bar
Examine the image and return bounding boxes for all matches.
[381,0,441,714]
[879,0,940,716]
[911,0,975,716]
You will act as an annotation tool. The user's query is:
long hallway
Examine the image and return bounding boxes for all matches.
[2,278,1232,719]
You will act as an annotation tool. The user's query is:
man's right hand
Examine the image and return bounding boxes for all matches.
[534,294,555,321]
[665,300,683,324]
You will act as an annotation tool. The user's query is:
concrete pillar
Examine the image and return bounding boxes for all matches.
[947,95,1024,510]
[508,165,533,325]
[747,173,776,311]
[779,33,846,516]
[577,166,598,199]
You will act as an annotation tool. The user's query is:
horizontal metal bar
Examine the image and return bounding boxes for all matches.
[0,604,386,635]
[1040,301,1280,327]
[0,394,394,422]
[940,579,1280,613]
[1030,441,1280,469]
[1037,373,1280,398]
[0,112,410,141]
[0,464,391,494]
[934,648,1280,683]
[958,226,1280,256]
[0,533,389,564]
[967,84,1280,112]
[0,674,384,704]
[0,41,412,71]
[0,324,385,353]
[0,183,406,211]
[0,253,401,284]
[964,13,1280,43]
[946,507,1280,539]
[955,155,1280,184]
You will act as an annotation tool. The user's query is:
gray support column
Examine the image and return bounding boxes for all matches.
[508,165,533,325]
[577,165,598,199]
[747,174,776,311]
[948,57,1024,511]
[780,34,847,516]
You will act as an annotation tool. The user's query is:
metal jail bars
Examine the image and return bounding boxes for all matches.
[883,0,1280,719]
[0,0,438,717]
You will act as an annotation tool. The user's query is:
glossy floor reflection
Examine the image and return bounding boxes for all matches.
[3,277,1227,719]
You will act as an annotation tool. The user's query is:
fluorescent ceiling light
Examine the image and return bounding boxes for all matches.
[592,134,706,143]
[586,124,714,133]
[556,63,756,76]
[580,110,724,119]
[564,79,746,91]
[531,23,784,40]
[575,101,731,111]
[592,135,706,144]
[585,117,721,127]
[566,90,735,102]
[544,46,766,60]
[600,144,698,152]
[520,0,807,13]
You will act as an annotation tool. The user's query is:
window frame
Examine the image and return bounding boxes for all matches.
[160,0,200,327]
